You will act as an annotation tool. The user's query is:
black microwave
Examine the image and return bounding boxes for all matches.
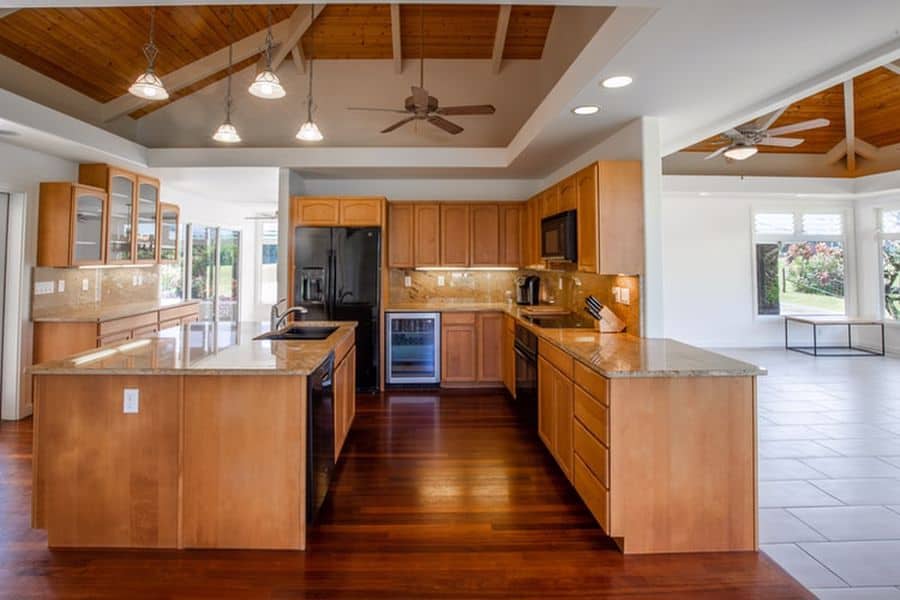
[541,210,577,262]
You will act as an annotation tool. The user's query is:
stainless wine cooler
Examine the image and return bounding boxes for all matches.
[385,312,440,384]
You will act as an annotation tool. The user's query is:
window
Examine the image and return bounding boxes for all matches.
[256,221,278,306]
[159,223,186,301]
[753,210,846,316]
[186,224,241,322]
[880,209,900,320]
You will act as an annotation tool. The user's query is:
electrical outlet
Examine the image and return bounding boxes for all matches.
[404,275,412,288]
[437,275,445,286]
[123,388,139,414]
[34,281,54,295]
[57,280,65,293]
[620,287,631,305]
[612,287,621,303]
[82,278,89,292]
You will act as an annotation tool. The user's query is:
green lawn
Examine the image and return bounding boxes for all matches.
[781,289,845,314]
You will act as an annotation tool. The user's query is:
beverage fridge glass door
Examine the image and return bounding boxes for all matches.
[386,313,440,384]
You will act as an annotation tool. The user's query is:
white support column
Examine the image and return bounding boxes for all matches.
[270,4,325,73]
[390,4,402,74]
[491,5,512,74]
[640,116,664,338]
[291,45,306,75]
[843,80,856,173]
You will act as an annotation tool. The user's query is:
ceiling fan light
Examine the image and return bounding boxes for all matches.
[248,69,286,99]
[724,145,758,160]
[212,120,241,144]
[601,75,633,89]
[572,105,600,115]
[129,70,169,100]
[296,120,324,142]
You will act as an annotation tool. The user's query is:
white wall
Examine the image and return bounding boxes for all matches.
[0,141,78,418]
[294,176,539,201]
[854,194,900,354]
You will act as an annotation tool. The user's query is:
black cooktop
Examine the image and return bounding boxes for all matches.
[523,313,596,329]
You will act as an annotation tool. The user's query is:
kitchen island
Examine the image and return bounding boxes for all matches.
[30,320,357,550]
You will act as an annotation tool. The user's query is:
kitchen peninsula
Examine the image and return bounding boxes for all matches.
[30,320,357,550]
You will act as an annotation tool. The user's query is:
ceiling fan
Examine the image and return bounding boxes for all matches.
[346,5,496,135]
[704,106,830,161]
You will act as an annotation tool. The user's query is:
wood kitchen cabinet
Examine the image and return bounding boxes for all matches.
[439,204,470,267]
[576,164,598,273]
[502,314,516,396]
[476,312,503,383]
[340,197,383,226]
[387,203,414,267]
[135,177,160,263]
[441,312,477,384]
[158,203,180,263]
[558,175,577,213]
[499,203,522,266]
[293,197,340,226]
[38,182,107,267]
[79,164,136,264]
[334,344,357,460]
[537,345,574,480]
[540,185,560,218]
[293,197,384,227]
[470,204,500,266]
[414,203,440,267]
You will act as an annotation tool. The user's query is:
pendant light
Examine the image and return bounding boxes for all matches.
[248,8,286,99]
[129,7,169,100]
[296,5,323,142]
[213,8,241,144]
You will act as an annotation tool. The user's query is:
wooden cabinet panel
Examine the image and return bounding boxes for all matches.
[597,161,644,275]
[294,197,340,226]
[106,170,137,264]
[470,204,500,266]
[440,204,470,267]
[98,331,131,346]
[555,371,574,479]
[387,203,414,268]
[541,185,560,218]
[441,316,476,383]
[574,361,609,405]
[558,175,577,213]
[340,197,382,226]
[99,311,158,337]
[132,324,159,339]
[574,454,610,533]
[38,182,109,267]
[414,203,440,267]
[537,357,555,450]
[575,164,599,273]
[476,312,503,383]
[574,420,608,487]
[442,311,475,325]
[520,199,534,267]
[158,203,179,263]
[159,318,180,331]
[574,385,608,446]
[499,204,522,266]
[32,322,98,364]
[502,314,515,396]
[35,375,180,548]
[334,349,355,460]
[538,339,573,378]
[135,177,159,263]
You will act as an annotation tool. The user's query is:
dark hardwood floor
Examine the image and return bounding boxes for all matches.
[0,391,810,599]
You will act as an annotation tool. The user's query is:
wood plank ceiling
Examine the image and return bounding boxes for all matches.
[0,4,554,119]
[685,67,900,154]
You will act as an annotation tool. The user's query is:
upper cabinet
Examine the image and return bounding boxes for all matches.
[413,204,440,267]
[575,165,598,274]
[469,204,500,266]
[106,170,136,263]
[541,185,560,218]
[499,204,522,267]
[158,203,180,263]
[558,175,577,213]
[38,182,107,267]
[439,204,470,267]
[136,177,160,263]
[293,197,384,227]
[387,203,414,268]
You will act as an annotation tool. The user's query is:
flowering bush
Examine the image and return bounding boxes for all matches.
[885,240,900,319]
[783,242,844,297]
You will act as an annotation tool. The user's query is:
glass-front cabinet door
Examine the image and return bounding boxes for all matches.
[159,203,179,263]
[107,171,135,263]
[70,186,106,265]
[136,177,159,262]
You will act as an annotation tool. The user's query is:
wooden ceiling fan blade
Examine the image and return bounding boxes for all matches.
[427,115,463,135]
[435,104,496,116]
[704,146,730,160]
[381,117,416,133]
[759,136,804,147]
[348,107,410,114]
[766,118,830,137]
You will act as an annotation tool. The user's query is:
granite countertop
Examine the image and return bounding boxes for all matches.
[29,321,356,376]
[32,299,200,323]
[387,302,765,378]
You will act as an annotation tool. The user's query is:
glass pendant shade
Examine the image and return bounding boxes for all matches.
[248,69,286,99]
[724,145,758,160]
[296,121,323,141]
[213,120,241,143]
[129,70,168,100]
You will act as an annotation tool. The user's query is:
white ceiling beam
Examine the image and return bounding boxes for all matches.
[291,45,306,75]
[491,5,512,74]
[390,4,401,74]
[270,4,324,74]
[101,18,296,122]
[884,60,900,76]
[854,137,880,160]
[823,138,847,164]
[843,79,855,172]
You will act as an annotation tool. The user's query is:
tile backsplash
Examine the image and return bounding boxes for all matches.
[31,266,160,319]
[388,267,642,335]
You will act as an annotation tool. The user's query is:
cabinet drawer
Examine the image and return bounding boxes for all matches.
[573,361,609,406]
[441,311,476,325]
[574,385,608,445]
[99,311,157,336]
[538,339,573,378]
[98,331,131,347]
[574,420,608,488]
[159,304,199,322]
[574,454,609,533]
[159,318,181,331]
[132,324,159,339]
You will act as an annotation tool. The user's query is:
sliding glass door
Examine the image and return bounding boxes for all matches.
[187,224,241,323]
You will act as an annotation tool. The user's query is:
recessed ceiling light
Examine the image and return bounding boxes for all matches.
[572,105,600,115]
[601,75,633,89]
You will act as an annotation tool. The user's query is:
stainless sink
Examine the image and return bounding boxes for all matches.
[255,325,338,341]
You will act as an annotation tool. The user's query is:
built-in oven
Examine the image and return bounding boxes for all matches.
[386,312,441,385]
[541,209,577,262]
[514,324,538,427]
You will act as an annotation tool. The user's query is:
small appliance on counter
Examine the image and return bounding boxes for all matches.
[516,275,540,305]
[584,295,626,332]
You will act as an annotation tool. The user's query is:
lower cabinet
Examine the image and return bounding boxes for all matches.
[501,314,515,396]
[333,345,356,460]
[537,355,573,479]
[440,311,504,386]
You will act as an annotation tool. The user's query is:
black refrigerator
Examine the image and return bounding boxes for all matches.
[293,227,381,391]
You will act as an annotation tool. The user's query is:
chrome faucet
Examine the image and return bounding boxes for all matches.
[270,298,287,332]
[272,304,309,331]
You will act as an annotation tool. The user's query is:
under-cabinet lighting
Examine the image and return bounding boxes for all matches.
[414,267,518,272]
[72,348,117,365]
